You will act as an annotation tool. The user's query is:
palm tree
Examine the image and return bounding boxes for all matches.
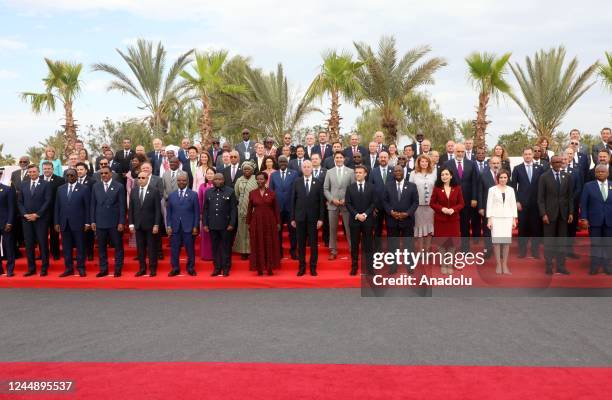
[21,58,82,158]
[180,50,247,148]
[0,143,16,166]
[306,50,363,142]
[242,63,320,142]
[92,39,193,134]
[465,52,512,149]
[353,36,447,142]
[599,51,612,91]
[509,46,598,140]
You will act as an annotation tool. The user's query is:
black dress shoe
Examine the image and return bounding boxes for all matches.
[6,273,14,277]
[545,267,553,275]
[40,271,48,277]
[87,255,94,261]
[168,270,179,277]
[59,271,74,278]
[211,270,220,277]
[310,270,317,276]
[135,271,146,277]
[78,271,86,277]
[240,254,249,260]
[52,256,61,261]
[567,253,580,259]
[187,270,197,276]
[517,254,527,259]
[557,269,570,275]
[222,271,229,277]
[267,270,273,276]
[149,272,156,277]
[349,268,358,276]
[158,254,164,260]
[24,271,36,277]
[257,271,264,276]
[589,270,598,275]
[97,271,109,278]
[114,272,122,278]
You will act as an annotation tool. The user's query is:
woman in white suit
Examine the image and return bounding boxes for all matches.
[486,169,518,274]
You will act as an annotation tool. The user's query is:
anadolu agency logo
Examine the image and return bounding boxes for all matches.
[370,249,485,287]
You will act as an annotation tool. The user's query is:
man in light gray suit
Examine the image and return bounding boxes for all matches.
[235,129,257,163]
[323,151,355,260]
[162,157,182,201]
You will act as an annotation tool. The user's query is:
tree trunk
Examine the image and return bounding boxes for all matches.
[381,109,398,143]
[474,91,489,149]
[200,95,213,150]
[63,101,77,161]
[327,89,341,143]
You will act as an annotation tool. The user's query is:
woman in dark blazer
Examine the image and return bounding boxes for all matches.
[429,167,465,274]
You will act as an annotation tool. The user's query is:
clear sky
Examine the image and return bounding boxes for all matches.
[0,0,610,155]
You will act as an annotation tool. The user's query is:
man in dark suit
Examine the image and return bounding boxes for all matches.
[75,162,95,261]
[11,155,30,257]
[182,146,199,189]
[532,145,550,170]
[54,168,90,277]
[18,164,52,276]
[568,139,590,181]
[479,156,502,258]
[41,160,65,260]
[537,155,574,275]
[291,160,325,276]
[322,142,344,170]
[141,162,165,260]
[146,138,164,176]
[580,164,612,275]
[208,139,223,166]
[222,150,243,188]
[114,138,134,176]
[235,128,257,163]
[463,138,476,161]
[591,127,611,165]
[345,165,376,275]
[288,145,307,176]
[438,140,456,165]
[373,131,387,153]
[270,156,298,258]
[383,165,419,274]
[166,172,199,277]
[129,171,161,277]
[0,180,16,276]
[91,166,126,277]
[410,132,425,156]
[203,173,237,277]
[312,131,333,160]
[562,148,584,259]
[310,153,328,246]
[511,147,545,258]
[444,143,478,251]
[343,133,367,164]
[586,150,612,182]
[276,132,296,160]
[92,158,120,182]
[364,142,379,171]
[94,144,111,171]
[177,138,191,165]
[368,151,393,245]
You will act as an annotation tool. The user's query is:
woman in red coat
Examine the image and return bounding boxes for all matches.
[429,167,465,274]
[247,172,281,275]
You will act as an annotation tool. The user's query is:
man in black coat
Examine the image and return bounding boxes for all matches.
[0,178,16,276]
[41,160,65,260]
[291,160,325,276]
[222,150,243,188]
[586,150,612,182]
[537,155,574,275]
[343,133,367,165]
[345,165,376,275]
[310,153,328,247]
[368,151,393,248]
[76,162,95,260]
[10,155,30,257]
[114,138,134,176]
[18,164,52,276]
[129,171,161,277]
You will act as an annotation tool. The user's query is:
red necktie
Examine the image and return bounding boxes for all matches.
[457,161,463,179]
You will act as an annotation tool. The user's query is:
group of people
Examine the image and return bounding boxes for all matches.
[0,127,611,279]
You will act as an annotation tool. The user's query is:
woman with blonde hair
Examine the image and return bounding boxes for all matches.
[492,144,511,171]
[409,154,437,252]
[39,146,63,176]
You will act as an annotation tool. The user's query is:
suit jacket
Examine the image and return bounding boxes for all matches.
[429,185,465,229]
[235,140,257,162]
[345,181,376,227]
[533,159,550,170]
[129,185,161,230]
[42,175,65,222]
[591,142,609,166]
[343,145,368,161]
[323,156,341,171]
[92,170,120,183]
[114,148,134,174]
[323,166,355,211]
[586,165,612,183]
[148,175,164,200]
[18,179,52,219]
[410,141,424,156]
[269,168,298,213]
[510,163,545,208]
[444,158,478,203]
[91,180,126,229]
[162,169,181,200]
[222,164,243,188]
[166,188,199,232]
[202,186,238,230]
[208,147,223,166]
[382,180,419,228]
[485,186,518,219]
[10,168,29,194]
[253,156,266,175]
[0,184,15,227]
[147,150,164,176]
[438,153,455,165]
[537,169,574,221]
[288,158,307,176]
[177,148,190,164]
[290,176,325,222]
[312,168,326,183]
[564,166,583,204]
[182,158,199,189]
[580,179,612,227]
[54,182,90,231]
[368,165,394,207]
[364,153,379,170]
[479,167,498,211]
[312,143,333,160]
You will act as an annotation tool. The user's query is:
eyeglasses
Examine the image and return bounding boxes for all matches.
[230,155,239,158]
[570,142,578,145]
[19,160,28,164]
[212,141,220,144]
[138,177,147,180]
[99,163,108,166]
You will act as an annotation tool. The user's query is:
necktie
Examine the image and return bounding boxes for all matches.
[281,170,286,181]
[140,187,145,204]
[527,165,532,182]
[493,171,497,184]
[353,146,357,155]
[298,159,302,169]
[359,183,363,193]
[397,182,402,201]
[68,184,73,199]
[30,182,35,193]
[601,182,608,201]
[180,189,184,199]
[104,182,109,192]
[314,169,318,179]
[231,166,236,181]
[125,150,128,158]
[479,162,484,172]
[171,171,176,181]
[305,178,310,194]
[457,161,463,179]
[337,167,342,180]
[382,168,387,182]
[555,172,560,189]
[21,170,26,180]
[449,154,454,160]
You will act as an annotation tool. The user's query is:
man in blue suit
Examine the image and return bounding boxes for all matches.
[203,173,237,276]
[0,179,16,276]
[91,166,126,277]
[269,155,298,259]
[18,164,52,276]
[383,165,419,274]
[54,168,91,277]
[166,172,199,276]
[511,147,545,258]
[580,164,612,275]
[444,143,478,251]
[368,151,393,249]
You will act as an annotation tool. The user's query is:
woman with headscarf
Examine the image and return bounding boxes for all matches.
[233,163,257,260]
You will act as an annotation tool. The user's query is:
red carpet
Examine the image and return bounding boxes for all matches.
[1,230,610,290]
[0,362,609,399]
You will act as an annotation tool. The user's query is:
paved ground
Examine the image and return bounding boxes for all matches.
[0,289,610,366]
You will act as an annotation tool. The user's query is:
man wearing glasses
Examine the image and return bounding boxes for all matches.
[208,139,222,165]
[222,150,243,188]
[532,145,550,170]
[568,129,590,181]
[93,159,119,182]
[95,144,111,171]
[276,133,296,160]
